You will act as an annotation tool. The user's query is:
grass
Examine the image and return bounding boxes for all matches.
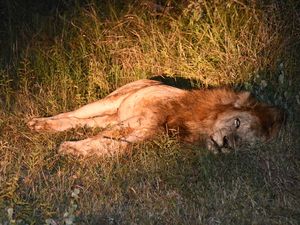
[0,0,299,224]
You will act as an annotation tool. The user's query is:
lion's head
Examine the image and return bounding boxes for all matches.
[207,92,285,153]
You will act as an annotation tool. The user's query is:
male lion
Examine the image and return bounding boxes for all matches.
[28,79,284,156]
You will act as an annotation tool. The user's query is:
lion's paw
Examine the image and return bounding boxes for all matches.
[27,118,53,131]
[58,141,89,157]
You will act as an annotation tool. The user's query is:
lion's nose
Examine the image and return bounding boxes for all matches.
[223,136,230,148]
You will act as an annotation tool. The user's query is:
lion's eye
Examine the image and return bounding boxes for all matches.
[234,118,240,129]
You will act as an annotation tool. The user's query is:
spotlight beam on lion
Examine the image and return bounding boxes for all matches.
[28,79,284,157]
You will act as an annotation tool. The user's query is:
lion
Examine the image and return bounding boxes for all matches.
[27,79,284,156]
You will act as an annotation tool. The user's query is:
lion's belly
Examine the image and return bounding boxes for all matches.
[117,85,186,123]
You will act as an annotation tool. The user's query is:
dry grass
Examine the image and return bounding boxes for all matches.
[0,0,299,224]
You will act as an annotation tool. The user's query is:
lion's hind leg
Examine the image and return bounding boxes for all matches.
[43,79,160,120]
[27,94,124,131]
[28,114,118,132]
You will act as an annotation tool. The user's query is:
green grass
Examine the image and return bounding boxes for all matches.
[0,0,299,224]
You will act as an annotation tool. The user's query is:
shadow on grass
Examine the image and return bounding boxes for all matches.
[151,75,213,89]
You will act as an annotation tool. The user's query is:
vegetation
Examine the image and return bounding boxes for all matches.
[0,0,299,224]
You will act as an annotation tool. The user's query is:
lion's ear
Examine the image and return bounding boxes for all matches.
[234,91,252,108]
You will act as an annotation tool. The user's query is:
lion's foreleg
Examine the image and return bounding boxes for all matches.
[58,118,156,157]
[58,134,129,157]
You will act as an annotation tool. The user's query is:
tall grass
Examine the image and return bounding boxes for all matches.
[0,0,299,224]
[6,0,298,113]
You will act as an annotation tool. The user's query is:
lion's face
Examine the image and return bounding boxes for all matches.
[207,106,284,153]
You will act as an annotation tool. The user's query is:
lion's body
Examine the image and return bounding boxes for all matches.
[28,79,284,156]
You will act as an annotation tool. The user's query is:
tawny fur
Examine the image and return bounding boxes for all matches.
[28,79,284,156]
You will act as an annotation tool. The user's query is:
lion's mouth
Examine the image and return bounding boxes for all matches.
[209,137,230,153]
[209,134,238,154]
